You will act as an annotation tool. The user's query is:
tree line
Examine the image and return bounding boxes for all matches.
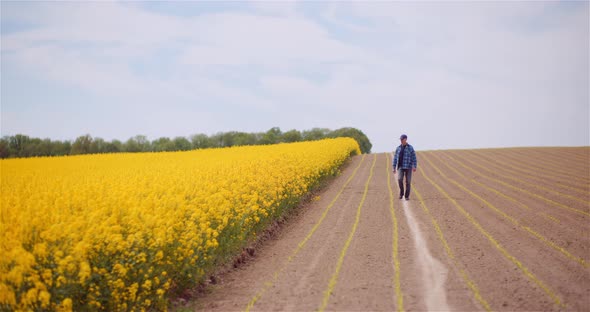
[0,127,372,159]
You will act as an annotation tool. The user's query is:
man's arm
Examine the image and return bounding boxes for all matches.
[411,146,417,172]
[392,148,399,173]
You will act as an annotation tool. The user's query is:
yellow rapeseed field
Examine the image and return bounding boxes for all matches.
[0,138,360,311]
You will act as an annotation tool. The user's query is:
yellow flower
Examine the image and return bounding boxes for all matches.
[142,280,152,291]
[39,290,51,307]
[1,138,360,311]
[155,250,164,261]
[78,261,91,284]
[0,283,16,306]
[57,298,72,312]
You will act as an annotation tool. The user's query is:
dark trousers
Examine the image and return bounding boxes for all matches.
[398,169,413,198]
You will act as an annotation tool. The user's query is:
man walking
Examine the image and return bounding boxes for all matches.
[393,134,417,200]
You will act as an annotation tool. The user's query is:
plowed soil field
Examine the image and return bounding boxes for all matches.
[180,147,589,311]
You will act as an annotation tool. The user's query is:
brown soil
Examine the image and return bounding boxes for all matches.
[176,148,590,311]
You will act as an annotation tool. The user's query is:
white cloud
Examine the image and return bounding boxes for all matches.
[2,2,588,151]
[179,13,378,68]
[249,1,299,17]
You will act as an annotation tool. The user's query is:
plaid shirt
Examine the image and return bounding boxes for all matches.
[393,144,417,170]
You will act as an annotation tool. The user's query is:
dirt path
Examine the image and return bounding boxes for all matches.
[183,149,590,311]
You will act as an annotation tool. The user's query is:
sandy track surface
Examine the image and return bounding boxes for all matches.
[183,147,589,311]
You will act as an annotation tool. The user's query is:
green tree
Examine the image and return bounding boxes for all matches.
[125,135,150,153]
[233,132,257,146]
[172,137,192,151]
[9,134,31,157]
[190,134,213,149]
[152,137,175,152]
[209,132,225,148]
[103,140,121,153]
[329,127,372,154]
[220,132,237,147]
[71,134,93,155]
[259,127,282,145]
[51,140,71,156]
[302,128,330,141]
[0,126,373,157]
[0,137,9,158]
[90,138,107,154]
[37,138,53,156]
[136,135,151,152]
[124,138,140,152]
[282,129,302,143]
[24,137,42,157]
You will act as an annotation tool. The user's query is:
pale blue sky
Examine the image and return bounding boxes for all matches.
[1,1,588,152]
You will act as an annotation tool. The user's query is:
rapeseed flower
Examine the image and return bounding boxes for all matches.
[0,138,360,310]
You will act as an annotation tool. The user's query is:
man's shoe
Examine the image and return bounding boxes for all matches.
[405,197,410,200]
[399,195,403,199]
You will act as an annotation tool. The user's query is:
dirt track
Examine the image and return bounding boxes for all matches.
[183,147,590,311]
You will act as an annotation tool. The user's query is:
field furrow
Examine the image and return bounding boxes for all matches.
[470,149,590,195]
[443,150,590,217]
[192,148,589,312]
[421,152,588,269]
[5,146,589,311]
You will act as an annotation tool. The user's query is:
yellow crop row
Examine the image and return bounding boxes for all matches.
[0,138,361,311]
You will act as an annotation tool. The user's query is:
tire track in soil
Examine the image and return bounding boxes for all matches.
[470,149,589,196]
[245,154,369,311]
[412,186,491,311]
[246,154,374,312]
[520,147,590,172]
[416,163,564,310]
[317,154,378,312]
[402,198,451,311]
[430,151,590,252]
[508,148,590,186]
[445,150,590,217]
[188,154,366,311]
[464,150,590,205]
[435,151,590,235]
[180,149,589,312]
[420,152,590,309]
[421,152,588,268]
[475,149,590,191]
[418,150,589,311]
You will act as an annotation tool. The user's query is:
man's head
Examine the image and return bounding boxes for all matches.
[400,134,408,145]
